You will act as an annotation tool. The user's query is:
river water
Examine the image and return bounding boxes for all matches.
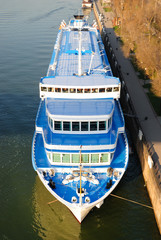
[0,0,160,239]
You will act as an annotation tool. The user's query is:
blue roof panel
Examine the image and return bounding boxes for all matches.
[46,98,114,116]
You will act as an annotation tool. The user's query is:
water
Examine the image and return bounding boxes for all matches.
[0,0,160,239]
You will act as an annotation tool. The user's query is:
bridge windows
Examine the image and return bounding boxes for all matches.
[54,121,62,130]
[91,154,99,163]
[81,122,88,131]
[52,153,61,162]
[99,121,106,130]
[62,154,70,163]
[90,121,97,131]
[63,121,70,131]
[48,118,112,133]
[72,154,80,163]
[47,152,113,165]
[72,122,80,131]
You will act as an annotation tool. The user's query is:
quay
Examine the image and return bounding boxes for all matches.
[93,0,161,234]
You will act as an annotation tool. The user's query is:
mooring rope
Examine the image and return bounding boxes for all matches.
[47,194,153,209]
[48,199,58,205]
[110,194,153,209]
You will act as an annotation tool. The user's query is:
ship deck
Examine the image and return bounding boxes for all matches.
[47,29,112,78]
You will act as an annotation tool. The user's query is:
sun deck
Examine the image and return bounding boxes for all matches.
[47,28,112,77]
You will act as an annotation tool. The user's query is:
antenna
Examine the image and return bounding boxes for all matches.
[78,30,82,76]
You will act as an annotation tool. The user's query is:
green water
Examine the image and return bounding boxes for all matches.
[0,0,160,239]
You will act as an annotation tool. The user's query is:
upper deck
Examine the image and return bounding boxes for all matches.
[40,16,121,99]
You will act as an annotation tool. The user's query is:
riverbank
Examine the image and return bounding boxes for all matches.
[93,0,161,234]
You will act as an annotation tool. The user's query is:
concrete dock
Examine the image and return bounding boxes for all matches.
[93,0,161,234]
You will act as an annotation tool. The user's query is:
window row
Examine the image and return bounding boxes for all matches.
[47,152,114,164]
[41,86,119,94]
[48,118,112,132]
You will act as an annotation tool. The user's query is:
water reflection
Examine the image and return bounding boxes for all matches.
[32,176,81,240]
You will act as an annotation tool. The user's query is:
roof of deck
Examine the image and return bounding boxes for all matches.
[41,75,120,86]
[46,98,114,116]
[46,27,113,79]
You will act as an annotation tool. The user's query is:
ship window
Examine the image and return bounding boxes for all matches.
[81,122,88,131]
[106,87,112,92]
[92,88,98,93]
[41,87,47,92]
[72,154,80,163]
[82,154,89,163]
[47,152,51,160]
[101,153,110,163]
[48,87,54,92]
[62,88,69,93]
[113,87,119,92]
[90,122,97,131]
[63,121,71,131]
[62,154,70,163]
[99,121,106,130]
[50,118,53,129]
[53,153,61,162]
[77,88,83,93]
[70,88,76,93]
[91,154,99,163]
[55,88,61,92]
[108,117,112,128]
[99,88,105,93]
[111,152,114,160]
[72,122,79,131]
[84,88,91,93]
[54,121,62,130]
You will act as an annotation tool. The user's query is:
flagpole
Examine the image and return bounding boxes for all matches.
[79,145,82,205]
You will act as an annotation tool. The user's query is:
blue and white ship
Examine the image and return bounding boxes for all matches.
[32,15,129,223]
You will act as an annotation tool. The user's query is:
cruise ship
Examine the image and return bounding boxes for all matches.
[32,15,129,223]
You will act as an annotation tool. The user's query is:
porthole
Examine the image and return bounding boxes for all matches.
[85,197,90,203]
[72,196,77,203]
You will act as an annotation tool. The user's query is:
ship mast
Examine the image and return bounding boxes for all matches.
[78,30,82,76]
[79,145,82,205]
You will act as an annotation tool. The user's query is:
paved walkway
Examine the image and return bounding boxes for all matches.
[95,1,161,166]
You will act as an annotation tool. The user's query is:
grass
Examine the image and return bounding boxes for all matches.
[130,55,148,80]
[130,56,161,115]
[147,92,161,116]
[103,7,112,12]
[143,83,151,89]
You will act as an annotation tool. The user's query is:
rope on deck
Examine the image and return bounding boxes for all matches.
[110,194,153,209]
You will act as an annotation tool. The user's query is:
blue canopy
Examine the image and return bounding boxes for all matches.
[46,98,114,116]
